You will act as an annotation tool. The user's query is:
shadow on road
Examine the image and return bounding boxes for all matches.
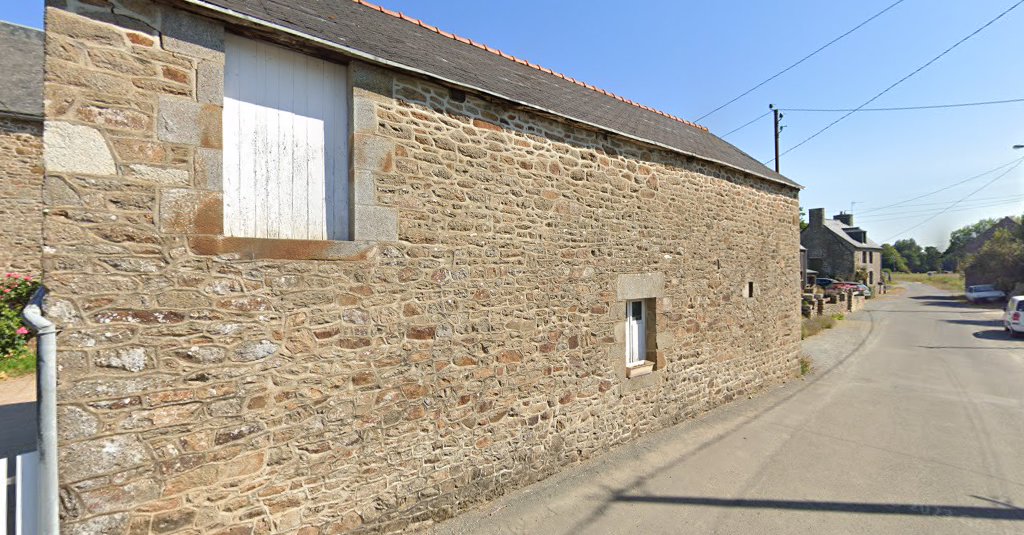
[911,295,960,301]
[611,495,1024,520]
[0,401,37,459]
[972,329,1018,341]
[944,319,1003,327]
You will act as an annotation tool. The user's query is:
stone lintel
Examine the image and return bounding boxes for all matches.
[616,272,665,301]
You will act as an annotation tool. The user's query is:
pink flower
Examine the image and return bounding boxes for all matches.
[16,327,29,336]
[23,275,31,281]
[3,289,9,294]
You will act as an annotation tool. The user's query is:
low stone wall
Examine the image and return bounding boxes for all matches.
[808,291,864,318]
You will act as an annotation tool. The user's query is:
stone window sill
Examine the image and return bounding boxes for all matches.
[188,235,377,261]
[625,361,655,379]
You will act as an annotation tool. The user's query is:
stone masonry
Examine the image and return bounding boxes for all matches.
[0,116,43,274]
[42,1,802,533]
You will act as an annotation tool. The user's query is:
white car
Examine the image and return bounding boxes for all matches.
[1005,296,1024,338]
[966,284,1006,303]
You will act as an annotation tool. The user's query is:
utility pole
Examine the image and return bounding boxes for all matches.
[770,104,782,173]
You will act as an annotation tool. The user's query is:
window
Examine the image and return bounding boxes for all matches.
[862,251,867,263]
[869,251,874,263]
[223,34,350,240]
[745,281,755,298]
[625,300,647,367]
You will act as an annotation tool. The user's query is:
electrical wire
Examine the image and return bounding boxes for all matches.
[784,97,1024,112]
[858,157,1024,215]
[766,0,1024,166]
[859,196,1024,223]
[882,157,1024,241]
[859,192,1024,212]
[719,97,1024,138]
[721,111,772,137]
[694,0,906,122]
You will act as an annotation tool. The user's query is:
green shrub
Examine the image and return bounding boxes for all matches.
[1,273,40,378]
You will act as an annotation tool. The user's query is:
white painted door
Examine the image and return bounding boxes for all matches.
[223,34,349,240]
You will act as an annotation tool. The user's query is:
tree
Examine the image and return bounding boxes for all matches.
[962,228,1024,292]
[893,239,924,272]
[799,207,808,232]
[881,243,909,272]
[923,246,943,272]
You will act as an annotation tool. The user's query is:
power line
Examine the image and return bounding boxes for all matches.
[859,196,1024,223]
[784,97,1024,112]
[719,97,1024,138]
[859,192,1024,213]
[767,0,1024,165]
[883,158,1024,242]
[694,0,906,122]
[858,157,1024,215]
[722,111,772,137]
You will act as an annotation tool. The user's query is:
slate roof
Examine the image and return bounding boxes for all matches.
[184,0,800,189]
[823,219,881,250]
[0,22,42,118]
[962,217,1020,255]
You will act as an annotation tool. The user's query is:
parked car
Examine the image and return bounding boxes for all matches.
[966,284,1006,303]
[815,278,836,289]
[827,282,861,295]
[855,283,872,297]
[1005,296,1024,338]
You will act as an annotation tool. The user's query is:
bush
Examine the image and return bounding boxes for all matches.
[1,273,40,378]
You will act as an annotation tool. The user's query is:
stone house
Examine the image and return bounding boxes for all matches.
[0,21,43,274]
[961,216,1021,288]
[39,0,803,533]
[801,208,882,288]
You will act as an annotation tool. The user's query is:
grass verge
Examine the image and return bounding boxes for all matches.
[890,272,964,293]
[0,351,36,380]
[801,314,836,339]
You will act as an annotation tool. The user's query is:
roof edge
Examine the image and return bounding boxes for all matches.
[178,0,801,190]
[350,0,710,133]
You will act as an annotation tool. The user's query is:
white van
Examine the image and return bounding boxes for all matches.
[1005,296,1024,338]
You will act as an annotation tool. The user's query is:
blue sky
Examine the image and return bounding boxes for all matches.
[7,1,1024,248]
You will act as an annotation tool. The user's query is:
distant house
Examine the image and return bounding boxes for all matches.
[0,21,42,274]
[962,216,1022,288]
[801,208,882,288]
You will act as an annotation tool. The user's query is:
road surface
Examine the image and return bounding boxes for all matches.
[433,283,1024,534]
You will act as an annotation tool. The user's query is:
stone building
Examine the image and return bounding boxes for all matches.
[0,21,43,274]
[801,208,882,288]
[961,216,1021,288]
[40,0,802,533]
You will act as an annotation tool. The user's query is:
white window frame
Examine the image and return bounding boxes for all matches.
[625,300,647,367]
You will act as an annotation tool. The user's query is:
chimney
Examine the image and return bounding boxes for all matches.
[809,208,824,228]
[833,212,854,226]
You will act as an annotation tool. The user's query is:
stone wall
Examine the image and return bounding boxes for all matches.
[0,115,43,274]
[43,1,802,533]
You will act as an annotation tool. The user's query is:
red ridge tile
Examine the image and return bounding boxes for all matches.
[350,0,708,132]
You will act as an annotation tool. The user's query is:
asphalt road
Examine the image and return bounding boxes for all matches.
[433,283,1024,534]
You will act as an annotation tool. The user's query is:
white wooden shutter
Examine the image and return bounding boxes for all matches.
[223,34,349,240]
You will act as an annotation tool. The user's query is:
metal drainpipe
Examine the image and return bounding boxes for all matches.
[22,287,59,535]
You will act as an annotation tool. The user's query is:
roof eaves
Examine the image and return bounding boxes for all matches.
[178,0,800,190]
